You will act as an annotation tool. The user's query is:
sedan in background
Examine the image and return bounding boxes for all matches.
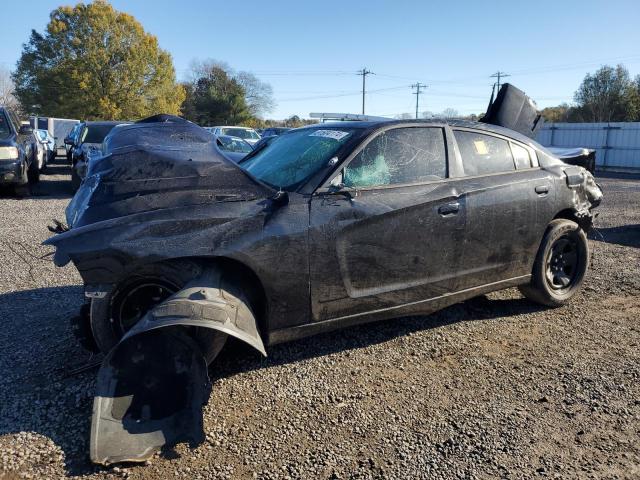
[214,134,254,162]
[261,127,291,138]
[36,129,56,166]
[71,121,130,190]
[208,126,261,145]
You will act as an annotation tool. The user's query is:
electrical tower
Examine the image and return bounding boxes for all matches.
[411,83,427,119]
[490,71,510,92]
[357,68,374,114]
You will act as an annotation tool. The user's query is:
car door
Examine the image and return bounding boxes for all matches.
[308,125,466,322]
[450,128,555,291]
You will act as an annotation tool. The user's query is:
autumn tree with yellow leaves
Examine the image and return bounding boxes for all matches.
[13,0,184,120]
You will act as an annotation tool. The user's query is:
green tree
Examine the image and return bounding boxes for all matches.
[12,0,184,120]
[181,62,252,126]
[573,65,638,122]
[541,103,572,123]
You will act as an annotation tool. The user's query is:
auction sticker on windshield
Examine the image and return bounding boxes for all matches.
[309,130,350,141]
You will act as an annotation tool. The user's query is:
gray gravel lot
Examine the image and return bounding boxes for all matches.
[0,158,638,479]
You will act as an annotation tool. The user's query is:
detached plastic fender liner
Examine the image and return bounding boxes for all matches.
[91,329,210,465]
[123,270,267,357]
[90,270,266,465]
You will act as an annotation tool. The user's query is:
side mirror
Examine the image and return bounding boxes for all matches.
[19,125,33,135]
[64,138,72,145]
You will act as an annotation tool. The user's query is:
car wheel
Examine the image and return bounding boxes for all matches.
[519,219,589,307]
[27,156,40,184]
[89,260,227,363]
[70,167,81,191]
[14,167,30,197]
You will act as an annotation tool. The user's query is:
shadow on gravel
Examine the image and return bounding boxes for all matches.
[0,156,74,200]
[209,294,547,383]
[591,224,640,249]
[0,284,545,476]
[0,285,100,477]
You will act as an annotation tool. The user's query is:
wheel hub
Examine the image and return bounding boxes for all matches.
[545,236,579,290]
[111,280,179,336]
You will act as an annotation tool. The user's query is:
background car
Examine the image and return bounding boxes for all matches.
[64,123,82,163]
[0,106,38,195]
[209,126,261,145]
[36,129,56,167]
[71,121,129,190]
[214,134,254,162]
[260,127,291,138]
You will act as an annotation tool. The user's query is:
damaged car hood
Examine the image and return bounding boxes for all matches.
[65,119,273,228]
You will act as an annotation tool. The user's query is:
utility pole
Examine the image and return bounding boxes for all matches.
[357,68,373,114]
[490,71,510,92]
[411,82,427,119]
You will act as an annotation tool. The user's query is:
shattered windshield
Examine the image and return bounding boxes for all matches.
[240,128,357,190]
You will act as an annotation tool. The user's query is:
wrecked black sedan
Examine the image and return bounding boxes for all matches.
[46,90,602,465]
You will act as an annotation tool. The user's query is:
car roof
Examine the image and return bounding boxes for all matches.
[84,121,129,126]
[216,126,257,130]
[298,119,539,147]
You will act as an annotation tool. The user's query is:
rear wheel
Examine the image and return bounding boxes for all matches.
[519,219,589,307]
[14,167,30,197]
[27,155,40,184]
[90,260,227,363]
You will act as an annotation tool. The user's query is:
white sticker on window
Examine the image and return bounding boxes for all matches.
[309,130,349,141]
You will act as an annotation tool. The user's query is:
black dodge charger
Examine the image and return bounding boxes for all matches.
[46,87,602,464]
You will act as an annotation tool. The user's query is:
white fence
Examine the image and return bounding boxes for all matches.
[536,122,640,171]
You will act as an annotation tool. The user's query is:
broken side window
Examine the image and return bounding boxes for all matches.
[343,127,446,188]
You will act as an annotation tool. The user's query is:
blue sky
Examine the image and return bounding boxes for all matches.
[2,0,640,119]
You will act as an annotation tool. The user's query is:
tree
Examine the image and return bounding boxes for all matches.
[12,0,184,120]
[541,103,572,123]
[573,65,638,122]
[0,67,20,111]
[235,71,275,118]
[181,64,252,126]
[440,108,459,119]
[184,59,274,123]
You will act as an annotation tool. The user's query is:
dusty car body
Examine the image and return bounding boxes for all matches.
[46,87,602,464]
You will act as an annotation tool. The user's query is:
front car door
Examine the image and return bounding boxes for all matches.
[309,125,466,323]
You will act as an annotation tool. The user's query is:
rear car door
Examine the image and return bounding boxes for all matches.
[450,128,555,291]
[309,125,466,322]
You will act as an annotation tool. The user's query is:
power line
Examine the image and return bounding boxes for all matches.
[411,83,427,119]
[490,71,510,91]
[357,68,374,114]
[278,85,407,102]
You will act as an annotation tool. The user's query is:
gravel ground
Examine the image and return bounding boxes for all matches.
[0,158,638,479]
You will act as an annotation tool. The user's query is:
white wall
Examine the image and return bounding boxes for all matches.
[536,122,640,170]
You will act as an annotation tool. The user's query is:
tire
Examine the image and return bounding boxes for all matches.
[90,260,228,363]
[27,156,40,184]
[519,219,589,307]
[13,167,30,197]
[70,166,81,191]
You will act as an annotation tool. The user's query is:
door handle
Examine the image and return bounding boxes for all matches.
[535,185,549,195]
[438,202,460,216]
